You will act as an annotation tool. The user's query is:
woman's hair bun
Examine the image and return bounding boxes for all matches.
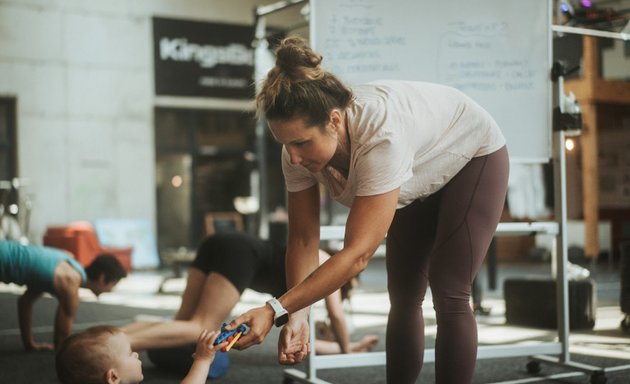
[275,36,322,75]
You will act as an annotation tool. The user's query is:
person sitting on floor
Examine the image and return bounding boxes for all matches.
[122,232,378,357]
[56,325,224,384]
[0,240,127,351]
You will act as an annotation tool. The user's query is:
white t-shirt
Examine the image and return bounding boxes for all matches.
[282,80,506,208]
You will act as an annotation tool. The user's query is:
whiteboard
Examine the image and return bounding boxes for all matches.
[310,0,552,162]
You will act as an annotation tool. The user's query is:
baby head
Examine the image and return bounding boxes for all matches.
[56,325,143,384]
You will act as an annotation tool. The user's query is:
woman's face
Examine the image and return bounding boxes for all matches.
[269,115,338,173]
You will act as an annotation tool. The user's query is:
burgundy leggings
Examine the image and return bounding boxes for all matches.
[385,146,509,384]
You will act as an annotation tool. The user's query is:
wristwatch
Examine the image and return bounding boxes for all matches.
[266,297,289,327]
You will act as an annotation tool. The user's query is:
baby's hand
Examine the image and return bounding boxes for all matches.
[193,329,224,362]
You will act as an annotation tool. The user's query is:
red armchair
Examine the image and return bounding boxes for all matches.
[43,221,133,271]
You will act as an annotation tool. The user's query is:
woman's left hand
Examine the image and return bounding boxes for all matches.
[278,313,310,365]
[227,305,274,350]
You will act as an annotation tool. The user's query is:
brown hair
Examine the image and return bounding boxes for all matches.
[340,276,358,301]
[85,253,127,283]
[256,36,353,128]
[56,325,121,384]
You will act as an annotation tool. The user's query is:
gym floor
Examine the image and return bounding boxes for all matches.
[1,258,629,384]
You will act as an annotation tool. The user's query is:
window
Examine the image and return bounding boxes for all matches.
[0,97,19,240]
[155,107,255,250]
[0,97,17,182]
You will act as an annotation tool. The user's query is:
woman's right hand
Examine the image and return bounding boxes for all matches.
[227,305,275,350]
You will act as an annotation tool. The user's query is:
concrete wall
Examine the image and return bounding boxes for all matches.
[0,0,294,244]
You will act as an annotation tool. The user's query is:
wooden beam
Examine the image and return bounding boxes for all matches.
[592,80,630,104]
[579,102,600,258]
[569,78,630,104]
[580,36,600,259]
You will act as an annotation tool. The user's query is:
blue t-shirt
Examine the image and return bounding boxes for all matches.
[0,241,87,293]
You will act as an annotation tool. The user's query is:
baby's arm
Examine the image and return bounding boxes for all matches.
[180,330,225,384]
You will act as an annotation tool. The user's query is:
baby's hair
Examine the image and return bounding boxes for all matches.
[56,325,121,384]
[256,36,353,128]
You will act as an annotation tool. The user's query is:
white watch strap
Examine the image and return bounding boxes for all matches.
[266,297,288,318]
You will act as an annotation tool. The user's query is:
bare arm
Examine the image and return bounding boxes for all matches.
[318,250,351,353]
[180,330,224,384]
[270,185,323,363]
[230,187,399,364]
[228,185,321,355]
[324,288,350,353]
[285,185,323,315]
[274,188,398,363]
[17,289,51,351]
[54,282,80,349]
[279,188,400,315]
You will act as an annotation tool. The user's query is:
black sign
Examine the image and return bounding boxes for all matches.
[153,17,255,99]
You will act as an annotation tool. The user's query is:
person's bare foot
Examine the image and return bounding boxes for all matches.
[349,335,379,352]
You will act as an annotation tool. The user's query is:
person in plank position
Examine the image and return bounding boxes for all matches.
[0,240,127,351]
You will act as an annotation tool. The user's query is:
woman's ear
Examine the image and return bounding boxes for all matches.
[105,368,120,384]
[329,109,343,131]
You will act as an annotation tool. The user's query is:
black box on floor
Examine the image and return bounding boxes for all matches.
[503,278,596,330]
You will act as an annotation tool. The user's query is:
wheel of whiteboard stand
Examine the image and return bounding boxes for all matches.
[526,361,541,374]
[590,371,607,384]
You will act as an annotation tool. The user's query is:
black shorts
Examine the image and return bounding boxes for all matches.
[191,232,287,297]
